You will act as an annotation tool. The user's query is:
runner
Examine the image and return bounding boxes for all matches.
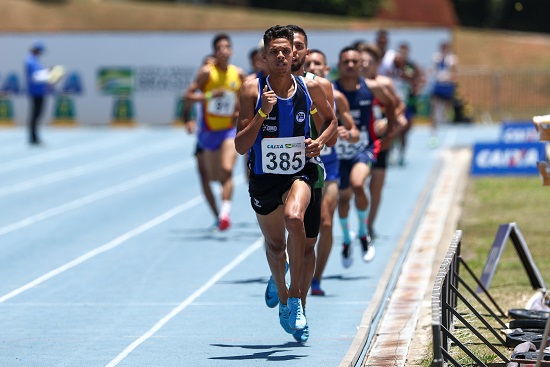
[333,46,396,268]
[357,43,407,239]
[304,48,359,296]
[396,42,424,165]
[235,25,337,340]
[182,55,219,229]
[185,33,247,230]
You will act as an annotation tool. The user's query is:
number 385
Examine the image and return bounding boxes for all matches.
[265,152,303,171]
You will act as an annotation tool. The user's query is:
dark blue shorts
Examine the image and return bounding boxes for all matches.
[338,150,375,190]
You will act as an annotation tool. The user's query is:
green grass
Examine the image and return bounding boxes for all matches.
[442,176,550,365]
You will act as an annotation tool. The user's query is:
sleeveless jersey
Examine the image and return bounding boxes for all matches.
[202,64,241,131]
[333,78,378,160]
[248,75,313,175]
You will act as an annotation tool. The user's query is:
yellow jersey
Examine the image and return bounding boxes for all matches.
[202,64,242,131]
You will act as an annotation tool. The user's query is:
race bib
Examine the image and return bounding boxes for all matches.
[207,91,236,117]
[320,145,333,156]
[335,131,369,160]
[261,136,306,174]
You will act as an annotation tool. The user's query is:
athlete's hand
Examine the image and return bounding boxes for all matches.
[261,85,277,115]
[184,120,197,134]
[337,125,351,141]
[305,138,324,158]
[211,89,225,98]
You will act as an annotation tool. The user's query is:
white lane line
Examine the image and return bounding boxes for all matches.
[0,139,186,197]
[104,236,264,367]
[0,138,127,174]
[0,160,194,236]
[0,197,205,304]
[0,174,245,303]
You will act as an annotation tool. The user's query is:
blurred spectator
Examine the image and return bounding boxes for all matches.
[429,41,458,147]
[24,40,49,145]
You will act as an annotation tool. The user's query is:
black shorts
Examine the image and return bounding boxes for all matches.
[372,148,389,169]
[249,162,320,237]
[304,187,322,238]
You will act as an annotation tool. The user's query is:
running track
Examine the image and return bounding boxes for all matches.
[0,124,499,367]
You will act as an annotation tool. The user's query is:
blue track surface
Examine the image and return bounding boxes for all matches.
[0,124,499,367]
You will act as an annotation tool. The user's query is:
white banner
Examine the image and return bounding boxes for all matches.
[0,29,451,126]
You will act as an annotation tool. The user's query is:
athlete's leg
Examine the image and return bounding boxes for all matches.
[219,137,237,202]
[301,236,316,305]
[203,148,221,183]
[398,111,413,164]
[368,167,385,235]
[282,179,312,300]
[338,187,353,243]
[196,148,219,220]
[349,162,371,237]
[257,206,288,304]
[313,180,338,286]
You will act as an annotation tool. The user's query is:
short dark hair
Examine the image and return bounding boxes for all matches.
[309,49,327,63]
[338,46,358,60]
[249,48,260,61]
[263,25,294,49]
[286,24,308,46]
[376,29,388,39]
[356,43,382,62]
[212,33,231,51]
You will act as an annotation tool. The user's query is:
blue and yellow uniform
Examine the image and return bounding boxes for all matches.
[198,63,242,150]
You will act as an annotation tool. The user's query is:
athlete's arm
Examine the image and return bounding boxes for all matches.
[235,81,276,155]
[231,67,249,127]
[184,64,211,103]
[181,97,196,133]
[367,78,396,142]
[334,89,360,143]
[378,75,406,121]
[310,77,337,147]
[305,78,337,158]
[318,77,337,147]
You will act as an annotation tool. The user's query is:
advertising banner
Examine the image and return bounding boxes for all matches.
[471,141,546,176]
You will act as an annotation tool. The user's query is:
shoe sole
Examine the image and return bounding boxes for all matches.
[293,326,309,342]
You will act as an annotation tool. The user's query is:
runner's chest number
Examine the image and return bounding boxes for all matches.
[261,136,306,174]
[207,91,236,116]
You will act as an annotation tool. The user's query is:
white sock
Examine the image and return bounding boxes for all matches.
[220,200,231,218]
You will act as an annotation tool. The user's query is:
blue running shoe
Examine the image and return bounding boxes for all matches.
[279,302,295,334]
[288,297,306,330]
[293,311,309,342]
[264,262,289,308]
[265,276,278,308]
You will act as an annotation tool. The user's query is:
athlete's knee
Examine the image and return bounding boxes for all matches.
[351,181,366,194]
[320,218,333,234]
[284,213,305,234]
[265,239,286,258]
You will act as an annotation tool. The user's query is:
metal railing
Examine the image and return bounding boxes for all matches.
[431,230,510,367]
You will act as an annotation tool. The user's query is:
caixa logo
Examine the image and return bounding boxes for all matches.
[471,142,546,176]
[500,122,539,143]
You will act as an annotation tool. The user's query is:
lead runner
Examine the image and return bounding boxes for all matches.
[235,25,337,338]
